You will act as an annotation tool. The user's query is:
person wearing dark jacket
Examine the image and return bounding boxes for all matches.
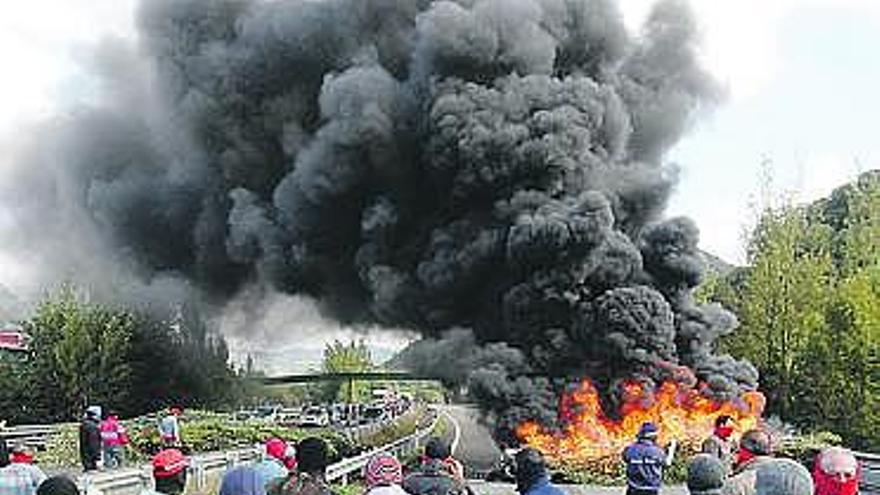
[622,422,677,495]
[270,437,337,495]
[37,476,80,495]
[514,448,565,495]
[79,406,102,472]
[402,438,468,495]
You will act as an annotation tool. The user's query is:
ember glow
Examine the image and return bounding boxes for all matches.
[517,379,765,463]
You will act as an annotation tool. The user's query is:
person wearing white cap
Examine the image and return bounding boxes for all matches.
[79,406,102,472]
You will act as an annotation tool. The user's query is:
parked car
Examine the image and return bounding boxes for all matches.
[360,404,386,424]
[298,406,330,427]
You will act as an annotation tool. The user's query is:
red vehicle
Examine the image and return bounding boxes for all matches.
[0,325,29,352]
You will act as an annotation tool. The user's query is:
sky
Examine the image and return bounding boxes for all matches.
[1,0,878,370]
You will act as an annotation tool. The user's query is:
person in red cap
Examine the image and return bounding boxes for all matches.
[255,438,292,490]
[149,448,188,495]
[10,444,35,465]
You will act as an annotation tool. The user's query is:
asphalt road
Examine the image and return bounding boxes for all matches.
[438,404,503,476]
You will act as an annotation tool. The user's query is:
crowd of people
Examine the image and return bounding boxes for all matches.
[620,417,862,495]
[0,408,866,495]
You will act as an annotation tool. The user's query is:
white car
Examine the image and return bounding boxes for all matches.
[298,407,330,427]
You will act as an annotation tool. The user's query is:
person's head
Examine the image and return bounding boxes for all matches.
[637,422,659,441]
[36,476,80,495]
[220,466,266,495]
[106,410,118,420]
[283,445,298,471]
[169,406,182,416]
[364,453,404,489]
[514,448,548,493]
[755,459,813,495]
[296,437,329,475]
[0,440,10,467]
[10,443,34,464]
[714,415,735,439]
[424,437,451,461]
[85,405,101,420]
[152,448,188,495]
[813,447,860,495]
[687,454,727,495]
[265,438,287,462]
[737,429,772,467]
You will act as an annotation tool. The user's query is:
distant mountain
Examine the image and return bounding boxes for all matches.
[699,249,738,277]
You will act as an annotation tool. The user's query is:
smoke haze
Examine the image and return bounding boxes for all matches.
[0,0,757,436]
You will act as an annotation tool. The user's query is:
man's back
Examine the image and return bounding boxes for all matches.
[623,440,667,492]
[270,472,336,495]
[724,456,777,495]
[702,434,734,470]
[80,419,101,458]
[402,460,462,495]
[0,463,46,495]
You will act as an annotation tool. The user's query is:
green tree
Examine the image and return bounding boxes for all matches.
[322,339,374,402]
[19,287,135,420]
[720,170,880,449]
[732,205,833,420]
[0,288,251,423]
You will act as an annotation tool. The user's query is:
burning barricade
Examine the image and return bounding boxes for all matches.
[517,379,765,483]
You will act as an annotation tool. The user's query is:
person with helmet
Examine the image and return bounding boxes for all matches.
[622,422,677,495]
[146,448,189,495]
[99,410,129,469]
[79,406,102,472]
[725,429,776,495]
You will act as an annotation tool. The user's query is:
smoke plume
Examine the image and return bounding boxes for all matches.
[0,0,757,437]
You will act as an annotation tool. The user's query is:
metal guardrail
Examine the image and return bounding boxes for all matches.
[0,424,59,449]
[78,407,440,494]
[327,408,440,485]
[855,450,880,495]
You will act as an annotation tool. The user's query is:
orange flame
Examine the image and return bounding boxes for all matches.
[517,379,765,463]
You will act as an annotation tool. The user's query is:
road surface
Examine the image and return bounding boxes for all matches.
[438,404,503,476]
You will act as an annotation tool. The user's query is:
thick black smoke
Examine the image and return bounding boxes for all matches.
[1,0,758,437]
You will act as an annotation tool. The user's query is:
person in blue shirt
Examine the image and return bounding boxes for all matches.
[514,448,565,495]
[622,422,677,495]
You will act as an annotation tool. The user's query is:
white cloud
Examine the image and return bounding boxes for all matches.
[0,1,135,137]
[219,291,417,375]
[620,0,880,102]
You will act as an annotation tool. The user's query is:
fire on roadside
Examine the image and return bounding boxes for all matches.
[517,379,765,463]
